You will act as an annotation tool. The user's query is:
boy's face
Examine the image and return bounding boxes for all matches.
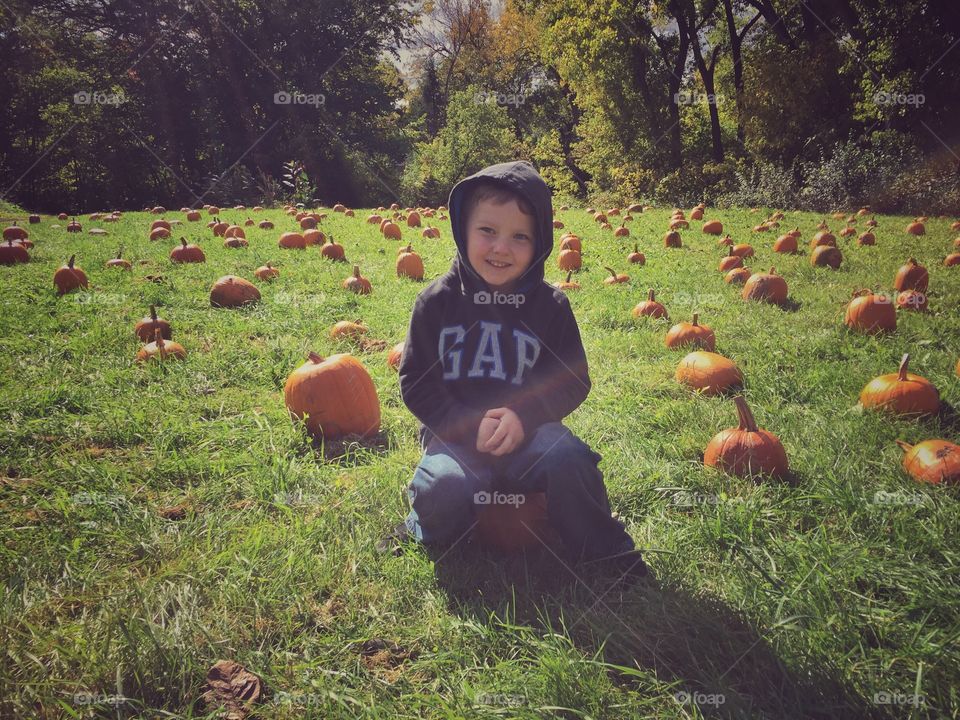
[465,197,536,292]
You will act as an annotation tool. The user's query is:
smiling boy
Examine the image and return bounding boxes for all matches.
[381,160,646,581]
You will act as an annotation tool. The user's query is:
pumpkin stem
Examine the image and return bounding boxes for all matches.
[633,242,638,253]
[647,288,655,302]
[692,312,699,326]
[895,439,914,454]
[733,395,759,433]
[769,267,776,274]
[908,257,917,265]
[180,237,187,247]
[307,351,324,364]
[149,305,158,322]
[116,247,123,259]
[603,265,617,278]
[565,271,572,283]
[897,353,910,382]
[68,254,75,268]
[352,265,361,278]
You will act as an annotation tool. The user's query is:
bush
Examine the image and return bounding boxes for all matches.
[716,160,801,209]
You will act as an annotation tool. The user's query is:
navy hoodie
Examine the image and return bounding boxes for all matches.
[398,160,591,446]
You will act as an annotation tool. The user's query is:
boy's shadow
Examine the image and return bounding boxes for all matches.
[426,537,877,719]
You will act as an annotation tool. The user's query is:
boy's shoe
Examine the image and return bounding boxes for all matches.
[581,549,649,586]
[376,521,415,556]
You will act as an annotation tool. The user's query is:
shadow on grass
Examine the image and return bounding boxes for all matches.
[426,538,877,719]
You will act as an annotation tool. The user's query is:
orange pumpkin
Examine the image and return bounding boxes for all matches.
[321,235,346,261]
[894,258,928,292]
[857,231,876,246]
[3,222,28,241]
[859,353,939,416]
[382,221,402,240]
[330,321,367,340]
[944,253,960,267]
[559,234,582,252]
[136,330,186,362]
[627,244,645,264]
[387,342,405,370]
[105,248,131,269]
[396,244,425,280]
[675,351,742,395]
[704,395,788,479]
[895,439,960,485]
[773,234,798,254]
[283,352,381,439]
[210,275,261,307]
[475,491,550,553]
[632,289,667,319]
[279,232,307,250]
[666,313,715,351]
[613,222,629,238]
[254,262,279,281]
[553,271,581,291]
[135,305,171,342]
[905,220,925,235]
[809,230,836,249]
[810,245,842,268]
[725,267,751,285]
[742,268,788,305]
[406,211,421,227]
[0,238,30,265]
[719,249,743,272]
[557,248,582,271]
[344,265,372,294]
[702,220,723,235]
[170,238,205,263]
[896,289,928,312]
[844,290,895,334]
[663,231,682,248]
[54,255,87,295]
[602,266,629,285]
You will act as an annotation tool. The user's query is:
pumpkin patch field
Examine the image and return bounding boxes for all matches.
[2,202,960,719]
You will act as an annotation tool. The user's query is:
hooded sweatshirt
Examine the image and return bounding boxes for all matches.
[398,160,591,446]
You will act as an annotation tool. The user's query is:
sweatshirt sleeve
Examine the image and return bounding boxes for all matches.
[508,297,591,433]
[399,294,487,446]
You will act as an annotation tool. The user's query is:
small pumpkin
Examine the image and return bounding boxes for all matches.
[254,262,279,281]
[397,244,425,280]
[944,252,960,267]
[258,220,275,230]
[186,210,201,221]
[475,491,549,553]
[382,221,402,240]
[66,218,82,233]
[844,290,895,334]
[632,289,668,319]
[666,313,715,351]
[896,289,928,312]
[857,231,876,246]
[905,220,925,236]
[54,255,87,295]
[303,229,325,246]
[210,275,261,307]
[553,271,581,291]
[106,247,131,269]
[702,220,723,235]
[742,267,788,305]
[422,225,440,239]
[810,245,842,269]
[343,265,372,294]
[613,221,629,238]
[299,215,318,230]
[731,243,754,258]
[627,243,645,264]
[809,230,836,249]
[387,341,404,370]
[170,237,205,263]
[859,353,939,416]
[28,214,41,224]
[136,329,187,362]
[773,233,798,254]
[602,266,629,285]
[559,233,582,252]
[675,351,742,395]
[151,219,172,232]
[320,235,346,261]
[704,395,789,479]
[135,305,171,342]
[895,439,960,485]
[894,258,928,292]
[719,249,743,272]
[223,235,248,248]
[663,231,682,248]
[3,222,27,241]
[224,225,246,239]
[406,211,421,227]
[283,352,381,439]
[725,267,751,285]
[330,320,367,339]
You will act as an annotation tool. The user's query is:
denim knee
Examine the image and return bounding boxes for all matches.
[407,450,488,542]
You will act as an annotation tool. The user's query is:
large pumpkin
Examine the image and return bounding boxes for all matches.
[893,258,928,292]
[321,235,346,261]
[844,290,895,334]
[475,492,550,553]
[895,439,960,485]
[742,267,788,305]
[859,353,939,416]
[0,238,30,265]
[675,351,742,395]
[396,244,425,280]
[54,255,87,295]
[210,275,261,307]
[170,238,205,263]
[283,352,381,439]
[135,305,172,342]
[704,395,788,479]
[279,232,307,249]
[665,313,715,351]
[557,248,582,271]
[632,289,668,319]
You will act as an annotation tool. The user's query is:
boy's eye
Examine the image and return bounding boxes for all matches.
[479,227,495,234]
[514,234,531,242]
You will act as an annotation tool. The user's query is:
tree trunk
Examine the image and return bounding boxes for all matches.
[723,0,746,143]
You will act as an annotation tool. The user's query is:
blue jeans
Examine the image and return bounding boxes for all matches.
[405,422,634,561]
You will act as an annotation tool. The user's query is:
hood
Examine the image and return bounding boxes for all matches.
[447,160,554,297]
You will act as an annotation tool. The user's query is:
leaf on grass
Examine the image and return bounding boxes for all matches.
[199,659,263,719]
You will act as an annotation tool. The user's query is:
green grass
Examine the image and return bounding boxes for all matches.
[1,204,959,719]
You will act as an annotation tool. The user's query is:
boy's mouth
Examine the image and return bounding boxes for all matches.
[485,259,511,269]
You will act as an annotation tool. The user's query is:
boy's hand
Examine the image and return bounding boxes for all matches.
[476,416,500,453]
[480,407,525,456]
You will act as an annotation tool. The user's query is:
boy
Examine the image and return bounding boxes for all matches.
[380,160,646,580]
